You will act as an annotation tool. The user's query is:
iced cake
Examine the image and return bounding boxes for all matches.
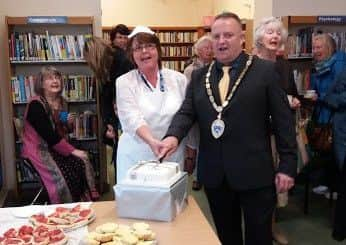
[125,161,180,186]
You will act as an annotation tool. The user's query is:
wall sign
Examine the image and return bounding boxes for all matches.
[27,16,68,24]
[317,16,346,24]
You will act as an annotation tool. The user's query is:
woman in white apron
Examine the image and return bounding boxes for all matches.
[116,26,188,183]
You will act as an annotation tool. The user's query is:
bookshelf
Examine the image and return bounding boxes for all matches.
[281,15,346,94]
[5,16,107,196]
[102,20,253,72]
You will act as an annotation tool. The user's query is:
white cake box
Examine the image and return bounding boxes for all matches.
[114,161,188,222]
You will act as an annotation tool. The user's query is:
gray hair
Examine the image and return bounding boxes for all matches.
[254,17,288,49]
[194,35,212,55]
[35,66,63,96]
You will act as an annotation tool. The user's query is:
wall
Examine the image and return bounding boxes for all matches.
[273,0,346,16]
[253,0,273,30]
[0,0,102,192]
[214,0,254,19]
[101,0,214,27]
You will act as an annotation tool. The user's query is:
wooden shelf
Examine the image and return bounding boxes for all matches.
[10,60,87,64]
[7,16,93,25]
[5,16,107,195]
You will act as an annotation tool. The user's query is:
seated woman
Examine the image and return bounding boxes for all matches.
[21,66,99,203]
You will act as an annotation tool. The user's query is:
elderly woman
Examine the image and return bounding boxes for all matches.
[310,34,346,124]
[308,34,346,197]
[21,66,99,203]
[184,35,213,191]
[254,17,301,245]
[116,26,188,182]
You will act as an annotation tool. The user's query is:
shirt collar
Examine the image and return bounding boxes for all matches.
[215,51,245,71]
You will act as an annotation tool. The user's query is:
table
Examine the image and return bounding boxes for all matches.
[90,196,220,245]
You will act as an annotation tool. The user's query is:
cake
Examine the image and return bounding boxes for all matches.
[125,161,180,186]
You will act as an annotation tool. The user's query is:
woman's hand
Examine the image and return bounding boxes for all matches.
[72,149,89,163]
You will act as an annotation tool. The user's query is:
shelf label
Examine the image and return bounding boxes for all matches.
[27,16,68,24]
[317,16,346,24]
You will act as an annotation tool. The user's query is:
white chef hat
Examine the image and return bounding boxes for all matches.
[128,25,155,38]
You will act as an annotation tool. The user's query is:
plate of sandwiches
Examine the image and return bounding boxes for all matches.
[84,222,157,245]
[0,225,68,245]
[29,204,95,231]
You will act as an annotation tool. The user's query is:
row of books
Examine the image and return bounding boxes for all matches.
[156,31,198,43]
[11,74,95,103]
[286,27,314,58]
[162,46,193,57]
[287,29,346,58]
[62,75,96,102]
[293,69,311,94]
[8,31,92,61]
[330,32,346,52]
[162,60,186,72]
[16,159,39,183]
[69,111,98,140]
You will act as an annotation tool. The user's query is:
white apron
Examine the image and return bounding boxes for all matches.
[117,83,186,183]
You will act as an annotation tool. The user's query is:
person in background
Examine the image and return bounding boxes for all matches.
[184,35,213,191]
[84,37,133,183]
[309,34,346,196]
[254,16,301,245]
[158,12,297,245]
[324,70,346,242]
[21,66,99,204]
[110,24,130,50]
[116,26,188,183]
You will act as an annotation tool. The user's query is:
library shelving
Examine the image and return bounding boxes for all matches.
[5,16,107,197]
[281,15,346,94]
[102,20,253,72]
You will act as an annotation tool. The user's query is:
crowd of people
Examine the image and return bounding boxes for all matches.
[20,10,346,245]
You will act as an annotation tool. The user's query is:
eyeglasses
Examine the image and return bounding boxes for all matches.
[132,43,157,52]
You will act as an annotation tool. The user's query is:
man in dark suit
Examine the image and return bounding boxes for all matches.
[157,12,297,245]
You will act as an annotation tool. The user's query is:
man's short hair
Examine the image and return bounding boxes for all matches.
[110,24,130,41]
[214,12,242,27]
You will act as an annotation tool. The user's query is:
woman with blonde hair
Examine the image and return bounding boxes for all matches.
[84,37,133,182]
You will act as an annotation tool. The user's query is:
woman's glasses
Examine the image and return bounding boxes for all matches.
[132,43,156,53]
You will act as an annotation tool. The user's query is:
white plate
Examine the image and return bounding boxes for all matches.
[11,205,43,218]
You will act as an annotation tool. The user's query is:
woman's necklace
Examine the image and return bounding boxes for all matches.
[205,55,253,139]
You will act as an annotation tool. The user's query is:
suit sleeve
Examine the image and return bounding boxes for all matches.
[165,70,198,142]
[266,66,298,177]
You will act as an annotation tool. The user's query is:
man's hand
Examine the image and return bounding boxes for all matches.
[290,97,301,109]
[275,173,294,193]
[148,138,166,157]
[158,136,179,160]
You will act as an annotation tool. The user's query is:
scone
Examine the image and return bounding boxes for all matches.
[120,233,138,245]
[95,223,118,234]
[132,222,149,231]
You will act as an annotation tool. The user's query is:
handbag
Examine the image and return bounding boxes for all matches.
[306,107,333,153]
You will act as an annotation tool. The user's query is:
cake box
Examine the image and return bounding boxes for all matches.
[114,161,188,222]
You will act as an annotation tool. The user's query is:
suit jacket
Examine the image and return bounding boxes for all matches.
[166,52,297,190]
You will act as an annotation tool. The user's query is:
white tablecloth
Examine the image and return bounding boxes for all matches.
[0,202,92,245]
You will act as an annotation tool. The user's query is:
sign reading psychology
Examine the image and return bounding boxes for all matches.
[27,16,68,24]
[317,16,346,24]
